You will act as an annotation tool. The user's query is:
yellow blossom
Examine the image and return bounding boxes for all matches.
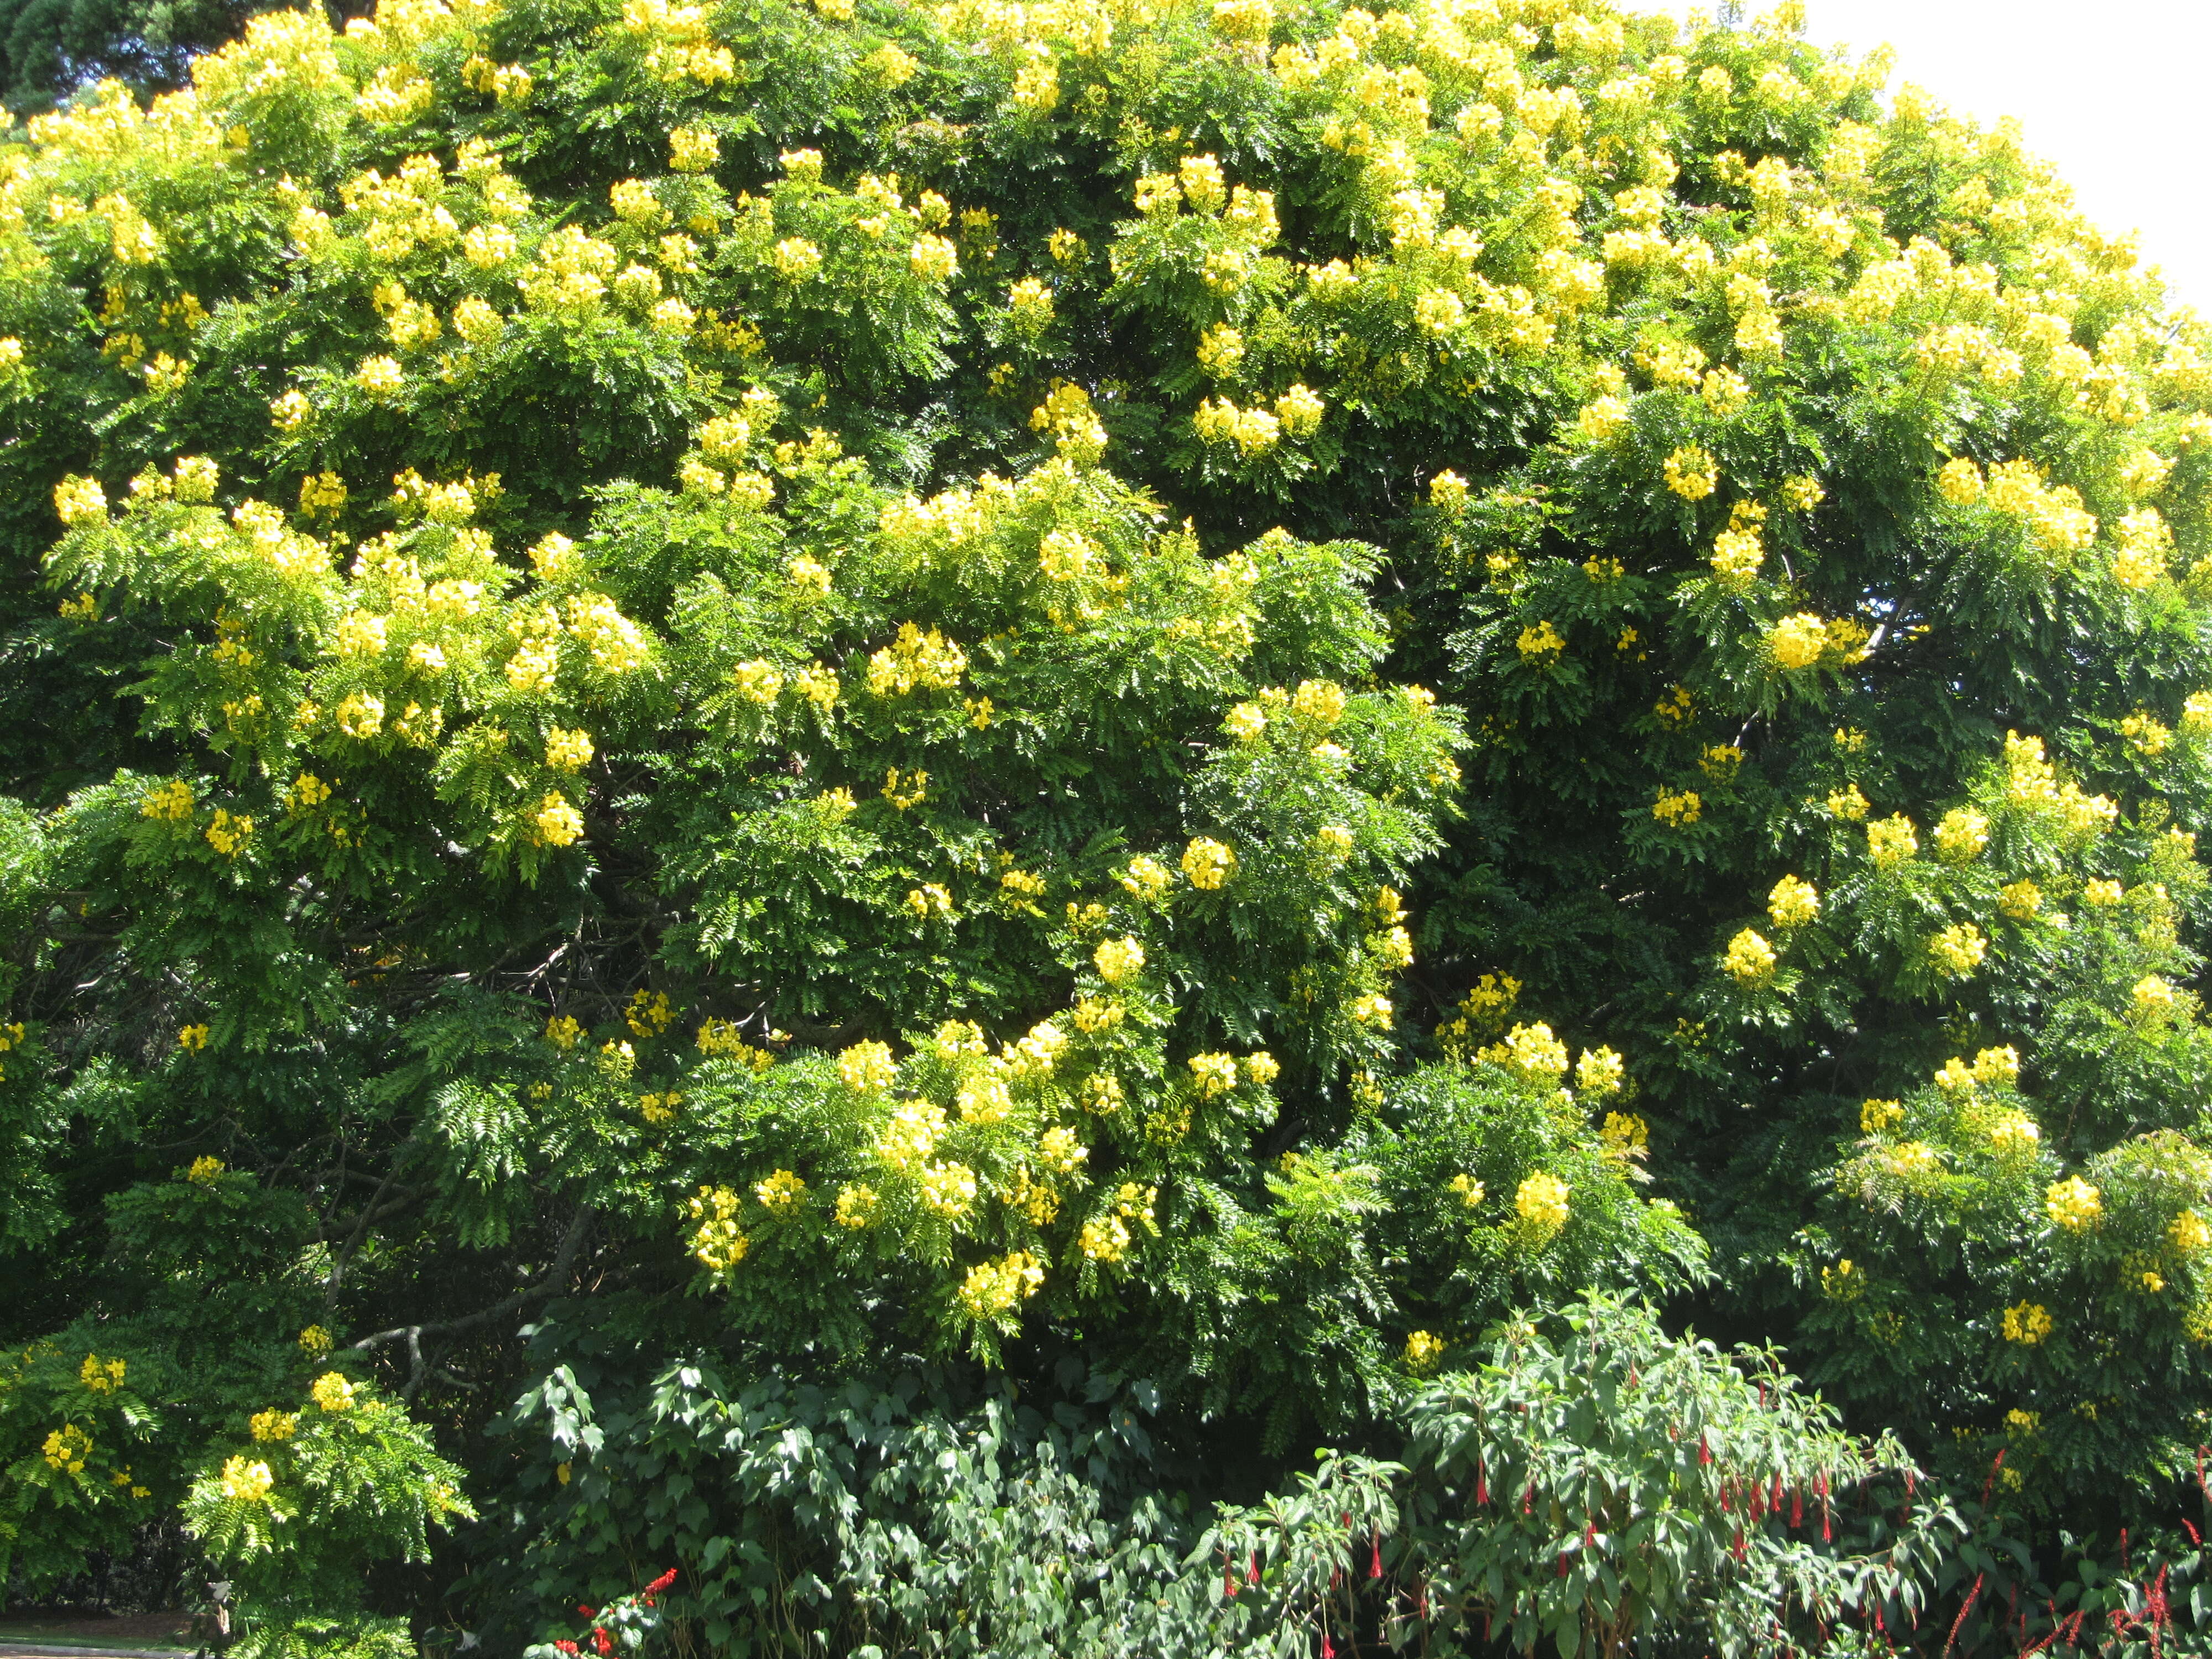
[250,1409,297,1442]
[838,1040,896,1094]
[1768,613,1827,670]
[1724,928,1777,984]
[1181,837,1237,890]
[2002,1301,2052,1344]
[1866,815,1918,867]
[1516,619,1565,664]
[220,1455,275,1502]
[1934,808,1989,863]
[755,1170,807,1215]
[1929,922,1986,977]
[1515,1171,1570,1237]
[834,1184,880,1229]
[1768,875,1819,927]
[2045,1175,2102,1231]
[1663,445,1718,500]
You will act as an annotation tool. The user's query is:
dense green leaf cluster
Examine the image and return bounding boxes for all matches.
[2,0,2211,1647]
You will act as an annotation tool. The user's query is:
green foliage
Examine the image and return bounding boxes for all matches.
[2,0,2212,1644]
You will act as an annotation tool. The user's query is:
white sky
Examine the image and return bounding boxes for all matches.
[1667,1,2212,312]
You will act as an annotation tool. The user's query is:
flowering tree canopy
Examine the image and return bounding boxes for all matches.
[2,0,2210,1647]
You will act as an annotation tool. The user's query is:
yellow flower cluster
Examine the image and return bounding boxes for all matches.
[220,1454,274,1503]
[1515,619,1565,664]
[1866,815,1918,868]
[251,1409,298,1441]
[43,1423,92,1473]
[1181,836,1237,889]
[1515,1172,1570,1238]
[310,1371,356,1412]
[1093,936,1145,983]
[1662,445,1718,500]
[958,1250,1045,1318]
[1724,928,1777,985]
[1928,922,1987,978]
[2044,1176,2103,1232]
[1934,808,1989,863]
[1575,1046,1625,1095]
[2001,1301,2053,1344]
[1651,787,1701,827]
[79,1354,126,1392]
[687,1185,748,1269]
[838,1040,896,1094]
[1767,875,1819,928]
[867,623,967,696]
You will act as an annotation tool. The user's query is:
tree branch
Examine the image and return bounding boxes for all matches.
[350,1202,596,1399]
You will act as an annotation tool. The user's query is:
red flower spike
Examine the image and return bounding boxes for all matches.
[1557,1550,1568,1578]
[1522,1483,1535,1514]
[1476,1459,1488,1507]
[591,1630,612,1657]
[647,1569,678,1595]
[1698,1431,1712,1465]
[1792,1487,1803,1528]
[1770,1474,1782,1513]
[555,1645,578,1656]
[1731,1527,1745,1562]
[578,1608,594,1619]
[2184,1519,2202,1546]
[1248,1552,1259,1586]
[1322,1639,1334,1659]
[1224,1569,1239,1599]
[1369,1532,1383,1579]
